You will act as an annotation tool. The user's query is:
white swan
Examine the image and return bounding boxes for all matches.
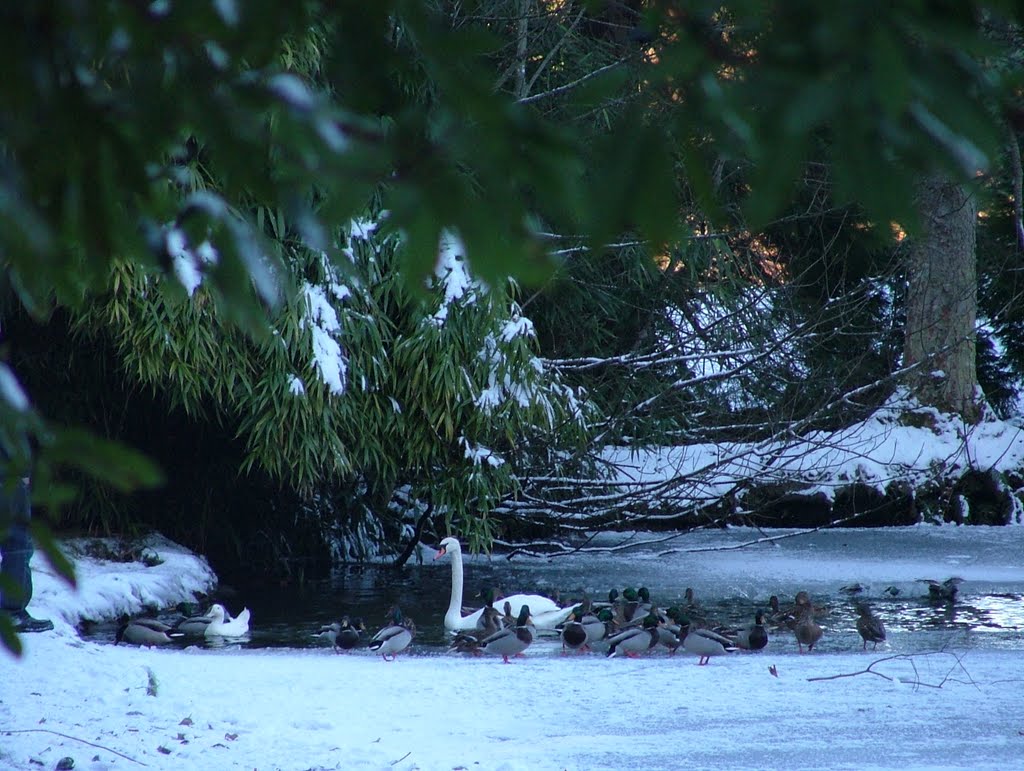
[434,536,573,632]
[204,603,251,637]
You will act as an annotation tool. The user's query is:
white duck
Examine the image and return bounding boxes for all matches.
[434,536,573,632]
[204,603,251,637]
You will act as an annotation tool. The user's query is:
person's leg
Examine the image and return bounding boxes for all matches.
[0,477,53,632]
[1,476,33,610]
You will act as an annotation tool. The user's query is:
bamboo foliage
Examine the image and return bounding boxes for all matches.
[72,214,598,540]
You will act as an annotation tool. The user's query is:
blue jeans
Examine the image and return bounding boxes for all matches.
[0,477,33,612]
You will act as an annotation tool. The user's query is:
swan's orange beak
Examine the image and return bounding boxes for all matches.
[433,546,447,561]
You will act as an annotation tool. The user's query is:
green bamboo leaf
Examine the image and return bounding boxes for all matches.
[45,429,164,491]
[30,521,77,588]
[0,611,23,657]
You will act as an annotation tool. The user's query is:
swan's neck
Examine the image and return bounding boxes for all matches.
[447,549,465,622]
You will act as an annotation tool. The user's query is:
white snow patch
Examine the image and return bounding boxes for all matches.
[167,227,218,297]
[462,438,506,467]
[300,282,347,395]
[431,230,475,325]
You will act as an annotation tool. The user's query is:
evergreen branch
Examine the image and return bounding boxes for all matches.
[523,6,586,98]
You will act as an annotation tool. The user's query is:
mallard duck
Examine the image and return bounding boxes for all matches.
[920,577,963,602]
[479,604,534,663]
[766,595,792,629]
[594,607,616,639]
[204,604,251,637]
[434,537,573,631]
[465,586,498,618]
[794,606,823,653]
[115,616,184,646]
[369,607,415,661]
[560,599,605,653]
[664,606,687,632]
[448,606,504,655]
[500,600,516,628]
[610,587,635,628]
[560,610,588,653]
[622,587,653,624]
[594,588,619,611]
[770,591,827,626]
[318,616,364,652]
[855,604,886,651]
[682,624,736,665]
[795,590,829,615]
[605,612,660,658]
[339,616,366,650]
[581,607,608,647]
[679,587,725,629]
[173,606,217,636]
[654,616,683,654]
[730,611,769,651]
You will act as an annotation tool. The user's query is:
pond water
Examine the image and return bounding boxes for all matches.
[82,527,1024,655]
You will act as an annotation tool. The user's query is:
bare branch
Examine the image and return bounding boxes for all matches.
[518,60,626,104]
[3,729,148,766]
[806,651,981,692]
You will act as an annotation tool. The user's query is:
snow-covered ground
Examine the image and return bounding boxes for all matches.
[3,530,1023,771]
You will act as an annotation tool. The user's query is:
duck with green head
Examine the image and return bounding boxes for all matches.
[605,612,660,658]
[480,604,534,663]
[560,598,605,653]
[650,608,682,653]
[449,606,504,655]
[678,616,736,665]
[319,615,365,652]
[622,587,653,624]
[730,611,769,651]
[369,606,415,661]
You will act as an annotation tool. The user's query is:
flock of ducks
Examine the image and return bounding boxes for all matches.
[113,536,966,663]
[314,583,886,664]
[115,603,250,646]
[311,539,963,664]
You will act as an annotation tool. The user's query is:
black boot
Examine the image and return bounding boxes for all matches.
[8,609,54,633]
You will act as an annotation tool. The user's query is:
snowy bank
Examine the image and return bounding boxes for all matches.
[601,403,1024,526]
[25,533,218,637]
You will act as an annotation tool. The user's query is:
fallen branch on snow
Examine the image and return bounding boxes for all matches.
[807,650,981,691]
[3,728,148,766]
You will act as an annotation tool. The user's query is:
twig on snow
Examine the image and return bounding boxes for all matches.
[3,729,148,766]
[807,651,981,692]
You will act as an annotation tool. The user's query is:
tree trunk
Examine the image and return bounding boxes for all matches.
[514,0,530,99]
[903,175,982,422]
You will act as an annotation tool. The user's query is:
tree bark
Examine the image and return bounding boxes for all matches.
[903,176,982,422]
[514,0,530,99]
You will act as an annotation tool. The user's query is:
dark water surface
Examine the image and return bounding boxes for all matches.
[83,527,1024,655]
